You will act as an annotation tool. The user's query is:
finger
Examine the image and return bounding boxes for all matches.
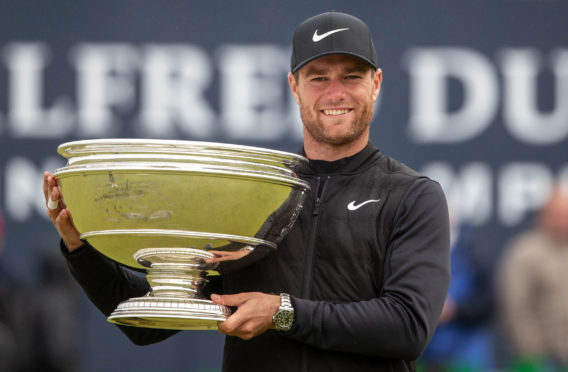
[46,175,56,203]
[47,188,60,210]
[51,175,70,209]
[211,293,248,307]
[54,209,83,250]
[43,171,51,200]
[205,251,236,263]
[47,198,59,210]
[212,294,248,334]
[217,311,247,335]
[53,185,68,210]
[218,312,268,340]
[50,182,69,208]
[47,186,61,214]
[44,173,58,204]
[54,209,73,232]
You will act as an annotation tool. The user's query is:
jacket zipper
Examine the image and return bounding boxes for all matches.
[301,176,329,298]
[301,175,329,372]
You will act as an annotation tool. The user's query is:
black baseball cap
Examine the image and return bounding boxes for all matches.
[290,11,378,73]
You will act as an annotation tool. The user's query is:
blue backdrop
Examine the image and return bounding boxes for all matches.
[0,1,566,370]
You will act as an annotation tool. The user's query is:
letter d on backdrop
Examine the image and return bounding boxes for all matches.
[404,48,498,143]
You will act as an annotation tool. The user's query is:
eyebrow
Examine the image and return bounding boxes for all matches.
[345,60,373,73]
[345,66,369,74]
[303,66,327,77]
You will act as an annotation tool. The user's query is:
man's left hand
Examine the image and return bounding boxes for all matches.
[211,292,280,340]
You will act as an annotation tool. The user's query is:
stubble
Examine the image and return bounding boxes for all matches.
[298,94,374,147]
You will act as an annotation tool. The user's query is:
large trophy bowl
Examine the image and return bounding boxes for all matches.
[54,139,309,330]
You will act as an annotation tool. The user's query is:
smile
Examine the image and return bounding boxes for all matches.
[322,108,352,116]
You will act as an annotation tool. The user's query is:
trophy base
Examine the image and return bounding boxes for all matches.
[108,296,231,330]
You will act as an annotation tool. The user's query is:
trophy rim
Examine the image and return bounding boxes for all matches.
[57,138,308,165]
[80,229,277,249]
[54,138,311,190]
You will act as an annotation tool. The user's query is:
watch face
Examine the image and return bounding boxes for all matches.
[275,310,293,328]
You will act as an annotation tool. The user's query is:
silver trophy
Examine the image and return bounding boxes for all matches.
[54,139,309,330]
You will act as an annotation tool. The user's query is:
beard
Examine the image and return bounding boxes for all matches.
[298,96,374,147]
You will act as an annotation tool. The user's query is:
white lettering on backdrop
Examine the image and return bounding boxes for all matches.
[3,43,74,137]
[500,49,568,145]
[0,42,302,140]
[137,44,216,138]
[71,43,139,137]
[404,47,568,144]
[404,48,499,143]
[422,162,568,227]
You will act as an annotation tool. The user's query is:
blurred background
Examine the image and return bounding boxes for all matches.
[0,0,567,371]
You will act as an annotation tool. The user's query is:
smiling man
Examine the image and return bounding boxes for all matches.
[208,12,450,371]
[43,11,450,372]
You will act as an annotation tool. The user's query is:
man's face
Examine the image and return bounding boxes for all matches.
[539,188,568,242]
[288,55,382,148]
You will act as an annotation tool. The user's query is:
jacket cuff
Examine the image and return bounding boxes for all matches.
[283,295,310,337]
[59,238,89,257]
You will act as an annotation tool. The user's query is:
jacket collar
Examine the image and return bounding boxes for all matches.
[298,142,381,175]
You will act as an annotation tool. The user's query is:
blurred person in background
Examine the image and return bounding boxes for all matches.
[498,184,568,369]
[419,204,495,371]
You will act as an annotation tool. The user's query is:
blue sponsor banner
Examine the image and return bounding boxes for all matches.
[0,1,566,370]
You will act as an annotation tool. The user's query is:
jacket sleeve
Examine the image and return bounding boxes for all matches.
[61,240,179,345]
[285,179,451,360]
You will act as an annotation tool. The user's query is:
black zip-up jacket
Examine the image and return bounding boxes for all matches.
[62,143,450,372]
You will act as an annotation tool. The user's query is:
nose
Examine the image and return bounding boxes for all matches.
[323,78,347,103]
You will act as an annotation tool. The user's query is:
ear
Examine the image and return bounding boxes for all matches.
[288,72,300,105]
[372,68,382,102]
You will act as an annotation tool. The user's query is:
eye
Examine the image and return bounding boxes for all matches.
[311,76,327,82]
[345,74,362,80]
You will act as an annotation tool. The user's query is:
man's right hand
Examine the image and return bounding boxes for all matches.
[43,171,83,251]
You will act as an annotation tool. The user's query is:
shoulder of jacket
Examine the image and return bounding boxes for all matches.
[371,154,427,186]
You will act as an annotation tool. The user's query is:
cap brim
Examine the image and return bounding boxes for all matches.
[291,51,377,73]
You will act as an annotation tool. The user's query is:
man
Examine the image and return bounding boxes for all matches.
[43,11,450,372]
[499,185,568,368]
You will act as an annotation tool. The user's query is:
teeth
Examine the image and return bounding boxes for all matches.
[323,109,350,116]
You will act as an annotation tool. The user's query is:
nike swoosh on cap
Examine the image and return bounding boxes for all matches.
[312,28,350,42]
[347,199,381,211]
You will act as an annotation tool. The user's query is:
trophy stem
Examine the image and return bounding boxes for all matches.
[146,263,204,298]
[107,247,231,330]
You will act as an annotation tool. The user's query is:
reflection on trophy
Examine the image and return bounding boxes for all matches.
[54,139,309,330]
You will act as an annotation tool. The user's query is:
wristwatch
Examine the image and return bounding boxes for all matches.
[272,293,294,331]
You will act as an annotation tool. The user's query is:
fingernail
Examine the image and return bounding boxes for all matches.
[211,294,220,301]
